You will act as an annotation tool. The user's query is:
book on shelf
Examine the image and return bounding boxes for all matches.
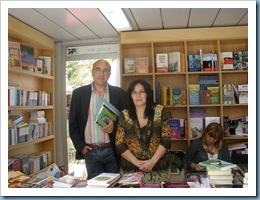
[222,84,235,104]
[53,174,80,188]
[20,44,35,71]
[188,84,200,105]
[220,52,233,70]
[200,90,211,104]
[8,41,22,68]
[168,118,181,139]
[172,87,182,105]
[189,117,203,139]
[35,58,45,74]
[233,51,243,70]
[117,172,143,186]
[187,54,201,72]
[168,51,181,72]
[242,50,248,70]
[87,172,120,188]
[156,53,168,72]
[155,80,161,104]
[238,84,248,104]
[94,98,120,127]
[202,53,215,72]
[204,116,220,128]
[135,57,149,73]
[207,86,220,104]
[199,159,237,170]
[124,58,136,74]
[38,56,51,75]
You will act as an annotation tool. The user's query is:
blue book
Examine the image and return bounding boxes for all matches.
[188,55,201,72]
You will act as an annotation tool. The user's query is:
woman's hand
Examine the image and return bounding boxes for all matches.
[138,160,156,172]
[195,164,205,171]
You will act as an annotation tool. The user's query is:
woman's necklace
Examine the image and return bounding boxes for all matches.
[206,145,215,158]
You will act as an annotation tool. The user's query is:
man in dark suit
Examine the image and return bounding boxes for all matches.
[69,59,126,179]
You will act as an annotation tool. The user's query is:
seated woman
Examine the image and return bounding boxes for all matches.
[115,79,171,183]
[185,122,232,172]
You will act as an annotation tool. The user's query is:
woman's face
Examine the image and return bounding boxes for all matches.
[205,133,217,146]
[131,83,147,107]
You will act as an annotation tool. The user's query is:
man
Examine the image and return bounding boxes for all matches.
[69,59,126,179]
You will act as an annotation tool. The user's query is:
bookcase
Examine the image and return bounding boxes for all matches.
[8,16,56,173]
[120,26,248,153]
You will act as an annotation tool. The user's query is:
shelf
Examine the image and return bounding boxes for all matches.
[8,68,54,80]
[8,135,55,151]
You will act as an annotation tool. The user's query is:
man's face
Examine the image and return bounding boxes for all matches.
[92,61,111,86]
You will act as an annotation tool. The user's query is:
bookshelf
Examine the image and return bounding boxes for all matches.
[120,26,248,152]
[8,16,56,174]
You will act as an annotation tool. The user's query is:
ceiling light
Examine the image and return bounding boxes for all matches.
[100,8,132,32]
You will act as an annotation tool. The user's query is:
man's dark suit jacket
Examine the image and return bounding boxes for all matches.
[69,84,127,165]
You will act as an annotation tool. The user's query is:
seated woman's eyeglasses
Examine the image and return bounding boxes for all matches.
[93,67,110,75]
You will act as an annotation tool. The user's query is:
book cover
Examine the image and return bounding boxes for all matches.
[87,172,120,187]
[124,58,136,74]
[199,159,237,170]
[238,84,248,104]
[233,51,243,70]
[180,52,186,72]
[190,117,203,139]
[135,57,149,73]
[204,116,220,128]
[38,56,52,75]
[242,50,248,70]
[117,172,143,185]
[155,80,161,104]
[220,52,233,70]
[53,174,80,188]
[161,180,190,188]
[202,53,214,72]
[207,86,220,104]
[189,84,200,105]
[168,51,181,72]
[187,54,201,72]
[20,44,35,70]
[168,118,181,139]
[8,41,22,68]
[172,87,182,105]
[94,98,120,127]
[222,84,235,104]
[200,90,211,104]
[156,53,168,72]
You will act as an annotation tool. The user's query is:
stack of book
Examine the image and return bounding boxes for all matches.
[199,159,237,187]
[86,172,120,188]
[207,167,234,186]
[232,164,248,188]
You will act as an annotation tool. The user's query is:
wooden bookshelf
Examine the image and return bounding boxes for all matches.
[8,16,56,174]
[120,26,248,152]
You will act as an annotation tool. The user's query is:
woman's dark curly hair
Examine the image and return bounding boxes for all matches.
[127,79,155,120]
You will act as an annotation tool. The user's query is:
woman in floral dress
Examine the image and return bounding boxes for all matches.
[115,79,171,183]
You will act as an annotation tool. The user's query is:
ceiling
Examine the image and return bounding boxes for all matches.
[8,8,248,44]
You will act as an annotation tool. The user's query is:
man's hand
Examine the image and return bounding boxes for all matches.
[81,145,92,154]
[102,117,114,134]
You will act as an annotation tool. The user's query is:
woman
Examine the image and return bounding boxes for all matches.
[115,79,171,183]
[185,122,232,172]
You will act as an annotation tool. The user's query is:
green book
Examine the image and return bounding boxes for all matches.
[94,98,120,127]
[199,159,237,171]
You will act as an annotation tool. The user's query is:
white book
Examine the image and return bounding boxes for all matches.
[39,56,51,75]
[204,116,220,127]
[168,51,180,72]
[190,117,203,139]
[87,172,120,187]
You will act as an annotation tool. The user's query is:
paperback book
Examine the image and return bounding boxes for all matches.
[94,98,120,127]
[199,159,237,170]
[53,174,80,188]
[117,172,143,186]
[87,172,120,187]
